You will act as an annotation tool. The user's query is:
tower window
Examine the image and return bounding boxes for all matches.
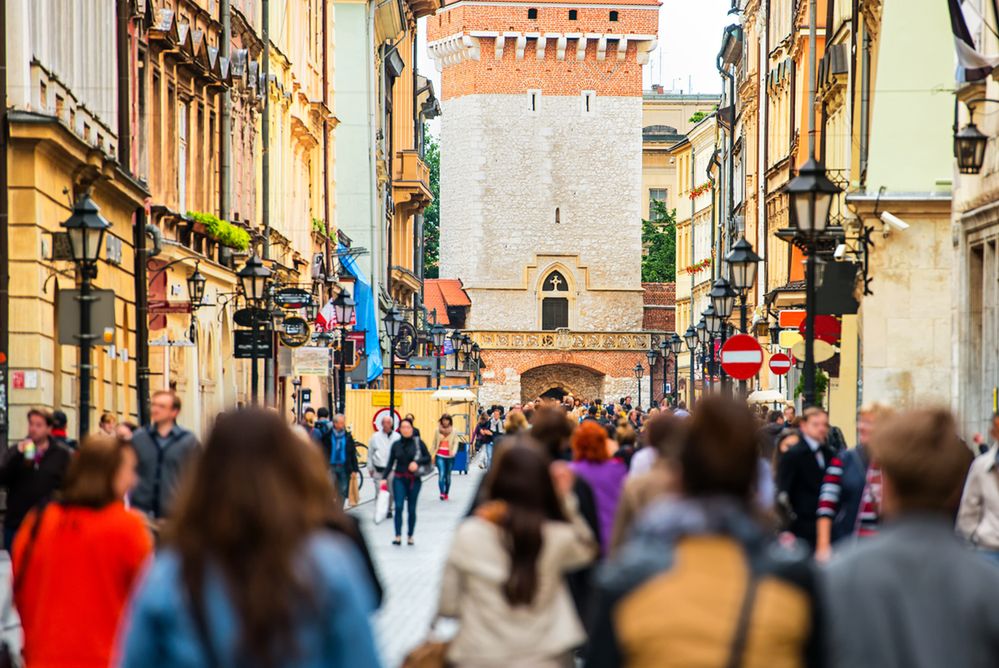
[610,11,618,21]
[555,207,561,224]
[581,90,595,113]
[569,9,578,20]
[528,89,541,113]
[542,298,569,330]
[528,8,537,19]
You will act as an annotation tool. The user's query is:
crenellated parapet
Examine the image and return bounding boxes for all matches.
[428,30,657,69]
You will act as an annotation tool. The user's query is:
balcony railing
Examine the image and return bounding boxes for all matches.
[470,329,653,351]
[827,168,850,228]
[392,149,431,189]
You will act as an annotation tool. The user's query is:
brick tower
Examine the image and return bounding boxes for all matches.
[428,1,660,407]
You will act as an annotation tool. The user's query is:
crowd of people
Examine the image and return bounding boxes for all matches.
[0,389,998,667]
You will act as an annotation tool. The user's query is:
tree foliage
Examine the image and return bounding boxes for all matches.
[422,132,441,279]
[642,200,677,282]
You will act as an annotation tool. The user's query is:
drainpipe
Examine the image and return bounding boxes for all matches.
[134,210,155,425]
[0,0,9,446]
[367,1,381,308]
[116,0,131,172]
[262,0,275,405]
[323,0,334,410]
[759,2,769,310]
[220,0,231,221]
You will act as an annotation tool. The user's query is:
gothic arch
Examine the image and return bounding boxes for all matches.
[520,363,605,404]
[537,263,577,330]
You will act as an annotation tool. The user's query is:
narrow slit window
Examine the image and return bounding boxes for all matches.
[581,90,595,114]
[555,207,560,224]
[528,89,540,112]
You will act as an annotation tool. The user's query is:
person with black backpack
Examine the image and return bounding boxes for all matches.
[311,409,359,509]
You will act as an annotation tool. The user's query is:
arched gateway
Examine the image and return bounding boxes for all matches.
[520,364,605,404]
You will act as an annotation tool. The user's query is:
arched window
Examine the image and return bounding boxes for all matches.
[540,270,570,330]
[528,8,538,19]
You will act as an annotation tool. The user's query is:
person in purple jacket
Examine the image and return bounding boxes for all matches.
[570,420,628,556]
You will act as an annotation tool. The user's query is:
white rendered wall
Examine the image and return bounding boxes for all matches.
[439,93,644,332]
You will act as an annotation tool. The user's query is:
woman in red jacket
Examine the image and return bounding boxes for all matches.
[13,434,152,668]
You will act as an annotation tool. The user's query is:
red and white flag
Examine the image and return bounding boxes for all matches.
[315,299,355,332]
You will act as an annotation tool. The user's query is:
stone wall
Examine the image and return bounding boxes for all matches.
[520,365,605,403]
[439,93,644,331]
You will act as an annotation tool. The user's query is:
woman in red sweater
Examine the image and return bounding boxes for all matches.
[12,434,152,668]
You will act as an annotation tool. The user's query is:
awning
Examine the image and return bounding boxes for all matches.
[431,388,477,402]
[747,389,787,405]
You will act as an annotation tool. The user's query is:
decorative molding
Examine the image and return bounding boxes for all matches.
[471,330,652,351]
[428,31,657,67]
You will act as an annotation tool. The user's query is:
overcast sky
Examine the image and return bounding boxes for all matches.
[417,0,735,109]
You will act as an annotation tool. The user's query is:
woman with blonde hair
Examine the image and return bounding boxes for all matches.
[504,410,529,436]
[119,408,381,667]
[14,435,151,668]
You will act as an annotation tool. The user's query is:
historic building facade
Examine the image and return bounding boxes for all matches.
[429,0,659,405]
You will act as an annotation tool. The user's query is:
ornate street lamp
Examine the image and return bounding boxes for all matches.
[237,256,273,406]
[695,317,710,346]
[62,194,111,439]
[332,290,356,414]
[383,306,405,417]
[449,329,463,371]
[703,305,722,337]
[683,324,697,408]
[783,157,842,407]
[955,121,989,175]
[633,362,644,411]
[709,278,736,320]
[430,323,447,388]
[186,263,207,309]
[646,348,658,409]
[669,332,682,403]
[726,237,762,293]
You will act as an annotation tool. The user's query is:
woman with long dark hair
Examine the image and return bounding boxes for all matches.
[13,435,151,668]
[118,408,381,668]
[437,438,598,667]
[385,418,431,546]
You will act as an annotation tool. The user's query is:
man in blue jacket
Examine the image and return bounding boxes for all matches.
[312,408,359,508]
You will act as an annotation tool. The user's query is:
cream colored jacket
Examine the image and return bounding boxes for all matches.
[957,445,999,550]
[437,495,598,667]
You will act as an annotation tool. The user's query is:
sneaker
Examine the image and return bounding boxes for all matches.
[440,494,445,500]
[444,494,449,500]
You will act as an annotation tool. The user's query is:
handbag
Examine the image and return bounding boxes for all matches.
[348,472,361,507]
[374,480,391,525]
[402,639,449,668]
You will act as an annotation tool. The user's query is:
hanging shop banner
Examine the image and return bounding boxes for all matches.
[273,288,312,309]
[292,346,332,376]
[279,317,311,348]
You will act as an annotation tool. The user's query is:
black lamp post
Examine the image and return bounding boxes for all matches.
[709,278,736,395]
[955,122,989,175]
[783,156,841,407]
[383,306,404,418]
[669,332,683,405]
[237,255,273,406]
[725,237,761,395]
[646,348,658,409]
[62,194,111,439]
[684,325,697,408]
[460,334,473,371]
[332,290,356,414]
[450,330,463,371]
[430,323,447,388]
[471,343,482,384]
[633,363,644,411]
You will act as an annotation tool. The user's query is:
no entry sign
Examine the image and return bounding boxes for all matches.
[769,352,792,376]
[720,334,765,380]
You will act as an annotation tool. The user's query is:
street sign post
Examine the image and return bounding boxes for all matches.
[720,334,764,380]
[769,352,792,376]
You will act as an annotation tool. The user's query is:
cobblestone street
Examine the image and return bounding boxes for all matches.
[350,460,485,667]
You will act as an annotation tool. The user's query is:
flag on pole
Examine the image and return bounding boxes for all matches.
[316,299,336,332]
[949,0,999,82]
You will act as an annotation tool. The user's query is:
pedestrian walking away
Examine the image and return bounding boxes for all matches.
[0,408,72,550]
[385,418,432,546]
[957,411,999,563]
[569,421,628,556]
[130,390,200,524]
[432,414,458,500]
[118,408,382,668]
[368,415,400,520]
[13,435,152,668]
[587,397,822,668]
[826,408,999,668]
[430,438,598,668]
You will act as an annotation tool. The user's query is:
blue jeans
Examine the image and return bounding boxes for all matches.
[392,475,422,537]
[437,457,454,494]
[485,442,494,467]
[330,464,350,508]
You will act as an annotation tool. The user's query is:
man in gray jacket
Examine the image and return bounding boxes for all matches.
[826,408,999,668]
[131,390,200,520]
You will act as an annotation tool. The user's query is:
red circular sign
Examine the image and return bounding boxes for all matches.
[372,408,401,432]
[720,334,765,380]
[798,315,841,344]
[768,352,793,376]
